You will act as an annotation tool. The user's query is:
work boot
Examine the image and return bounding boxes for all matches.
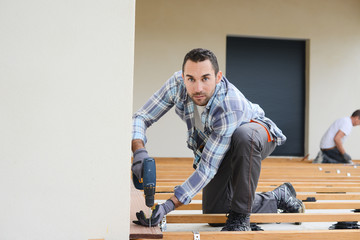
[272,182,305,213]
[221,211,251,231]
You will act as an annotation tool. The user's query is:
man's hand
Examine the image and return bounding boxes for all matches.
[134,199,175,227]
[132,148,149,180]
[343,153,352,163]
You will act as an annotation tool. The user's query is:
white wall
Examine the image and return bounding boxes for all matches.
[0,1,134,239]
[134,0,360,159]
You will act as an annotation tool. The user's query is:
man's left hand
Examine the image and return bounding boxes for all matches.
[133,199,175,227]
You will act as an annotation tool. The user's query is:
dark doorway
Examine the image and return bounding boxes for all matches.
[226,36,306,156]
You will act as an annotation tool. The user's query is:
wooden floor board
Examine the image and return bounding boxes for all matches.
[166,213,360,223]
[176,201,360,210]
[132,157,360,239]
[163,230,360,240]
[156,185,360,193]
[129,183,162,239]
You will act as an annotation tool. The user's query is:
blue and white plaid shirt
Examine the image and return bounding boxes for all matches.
[132,71,286,204]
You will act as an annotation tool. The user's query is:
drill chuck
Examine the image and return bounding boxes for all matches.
[144,186,155,207]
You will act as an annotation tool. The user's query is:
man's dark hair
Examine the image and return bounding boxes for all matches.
[351,109,360,118]
[182,48,219,75]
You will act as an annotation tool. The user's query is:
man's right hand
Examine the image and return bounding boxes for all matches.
[132,148,150,180]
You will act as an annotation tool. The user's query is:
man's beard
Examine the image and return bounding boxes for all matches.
[190,93,210,106]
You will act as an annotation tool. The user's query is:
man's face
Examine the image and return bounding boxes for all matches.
[354,116,360,126]
[182,59,222,106]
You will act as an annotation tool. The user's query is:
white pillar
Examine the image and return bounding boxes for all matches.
[0,1,135,239]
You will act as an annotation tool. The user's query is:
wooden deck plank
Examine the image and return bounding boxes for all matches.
[176,201,360,210]
[162,230,360,240]
[156,177,360,183]
[157,181,360,187]
[157,165,360,171]
[129,183,162,239]
[156,192,360,201]
[156,168,360,177]
[155,157,359,164]
[148,157,360,239]
[156,185,360,193]
[166,213,360,223]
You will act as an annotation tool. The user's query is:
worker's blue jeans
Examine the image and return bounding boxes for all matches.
[202,122,277,214]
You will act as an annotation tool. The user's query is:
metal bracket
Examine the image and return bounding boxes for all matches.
[160,215,167,232]
[303,197,316,202]
[329,221,359,230]
[193,231,200,240]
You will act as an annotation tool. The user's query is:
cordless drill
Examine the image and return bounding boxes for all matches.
[133,157,156,209]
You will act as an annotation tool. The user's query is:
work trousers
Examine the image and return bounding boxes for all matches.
[322,147,352,164]
[203,122,277,214]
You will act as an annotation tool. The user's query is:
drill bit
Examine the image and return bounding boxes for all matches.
[148,207,152,227]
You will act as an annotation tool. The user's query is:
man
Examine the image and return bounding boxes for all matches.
[314,110,360,164]
[132,48,304,231]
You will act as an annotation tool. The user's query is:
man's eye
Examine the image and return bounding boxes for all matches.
[188,78,194,82]
[203,77,208,81]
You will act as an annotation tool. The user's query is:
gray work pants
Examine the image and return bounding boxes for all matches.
[203,122,277,214]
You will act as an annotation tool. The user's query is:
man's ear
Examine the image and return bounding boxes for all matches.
[216,71,222,84]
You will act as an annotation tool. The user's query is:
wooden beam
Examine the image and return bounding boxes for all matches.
[156,169,360,178]
[158,181,360,187]
[157,176,360,182]
[257,182,360,187]
[166,213,360,223]
[156,193,360,201]
[177,201,360,210]
[297,193,360,200]
[163,230,360,240]
[305,201,360,209]
[156,185,360,193]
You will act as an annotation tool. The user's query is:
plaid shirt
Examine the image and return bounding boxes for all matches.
[132,71,286,204]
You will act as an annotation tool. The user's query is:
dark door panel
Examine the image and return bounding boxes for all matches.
[226,36,305,156]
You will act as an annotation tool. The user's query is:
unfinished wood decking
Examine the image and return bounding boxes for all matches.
[130,183,162,239]
[130,157,360,239]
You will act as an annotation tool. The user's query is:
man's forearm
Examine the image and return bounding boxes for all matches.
[334,140,346,155]
[333,130,346,155]
[132,139,145,153]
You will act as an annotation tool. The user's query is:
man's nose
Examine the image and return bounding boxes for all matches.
[195,81,203,92]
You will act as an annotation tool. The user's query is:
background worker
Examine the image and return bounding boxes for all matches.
[132,48,303,231]
[314,109,360,164]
